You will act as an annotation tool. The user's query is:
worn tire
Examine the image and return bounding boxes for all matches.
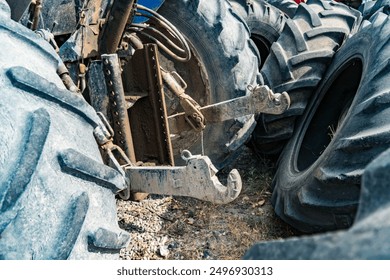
[266,0,299,18]
[0,3,129,259]
[272,12,390,233]
[244,147,390,260]
[359,0,390,19]
[229,0,287,68]
[251,0,362,155]
[158,0,260,168]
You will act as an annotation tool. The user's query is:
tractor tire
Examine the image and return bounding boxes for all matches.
[359,0,390,19]
[271,11,390,233]
[251,0,362,155]
[0,2,129,259]
[266,0,299,18]
[229,0,287,68]
[158,0,261,168]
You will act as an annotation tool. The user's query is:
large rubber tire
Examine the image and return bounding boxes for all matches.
[0,3,129,259]
[359,0,390,19]
[271,11,390,233]
[229,0,287,68]
[266,0,299,18]
[158,0,261,168]
[244,147,390,260]
[251,0,362,155]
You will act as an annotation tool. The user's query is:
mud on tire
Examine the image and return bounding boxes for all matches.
[272,12,390,233]
[0,3,129,259]
[252,0,362,155]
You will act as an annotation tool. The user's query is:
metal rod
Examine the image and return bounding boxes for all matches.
[99,0,136,54]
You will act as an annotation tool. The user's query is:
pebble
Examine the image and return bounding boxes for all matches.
[158,245,170,257]
[118,197,172,260]
[117,146,290,260]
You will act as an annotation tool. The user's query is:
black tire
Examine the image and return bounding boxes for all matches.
[245,147,390,260]
[359,0,390,19]
[0,3,129,259]
[266,0,299,18]
[358,0,377,18]
[272,11,390,233]
[157,0,261,168]
[229,0,287,68]
[251,0,362,155]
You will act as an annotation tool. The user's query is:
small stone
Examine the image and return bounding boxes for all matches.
[188,210,195,218]
[160,235,168,244]
[159,245,170,257]
[168,241,179,249]
[202,249,212,259]
[253,199,266,208]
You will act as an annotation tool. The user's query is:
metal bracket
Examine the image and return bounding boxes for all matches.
[101,54,137,163]
[127,44,174,166]
[125,150,242,204]
[94,112,241,204]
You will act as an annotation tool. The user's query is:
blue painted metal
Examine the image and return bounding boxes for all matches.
[138,0,164,10]
[134,0,165,23]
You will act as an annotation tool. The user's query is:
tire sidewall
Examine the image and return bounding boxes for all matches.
[279,33,371,188]
[272,17,388,231]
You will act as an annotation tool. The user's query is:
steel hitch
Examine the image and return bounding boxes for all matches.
[91,51,242,204]
[168,83,291,134]
[95,112,241,204]
[124,150,242,204]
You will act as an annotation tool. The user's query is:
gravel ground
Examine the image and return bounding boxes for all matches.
[118,145,298,260]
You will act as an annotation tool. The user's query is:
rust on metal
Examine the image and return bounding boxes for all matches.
[161,69,206,132]
[28,0,42,30]
[99,0,136,54]
[126,44,174,166]
[57,63,79,93]
[102,53,136,163]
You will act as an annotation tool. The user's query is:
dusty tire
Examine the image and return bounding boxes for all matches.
[359,0,390,19]
[251,0,362,155]
[229,0,287,68]
[158,0,260,168]
[266,0,299,18]
[244,147,390,260]
[271,12,390,233]
[0,4,129,259]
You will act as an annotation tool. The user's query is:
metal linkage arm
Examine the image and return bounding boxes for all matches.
[168,85,290,134]
[125,151,242,204]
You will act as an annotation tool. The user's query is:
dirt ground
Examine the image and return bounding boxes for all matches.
[118,145,298,260]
